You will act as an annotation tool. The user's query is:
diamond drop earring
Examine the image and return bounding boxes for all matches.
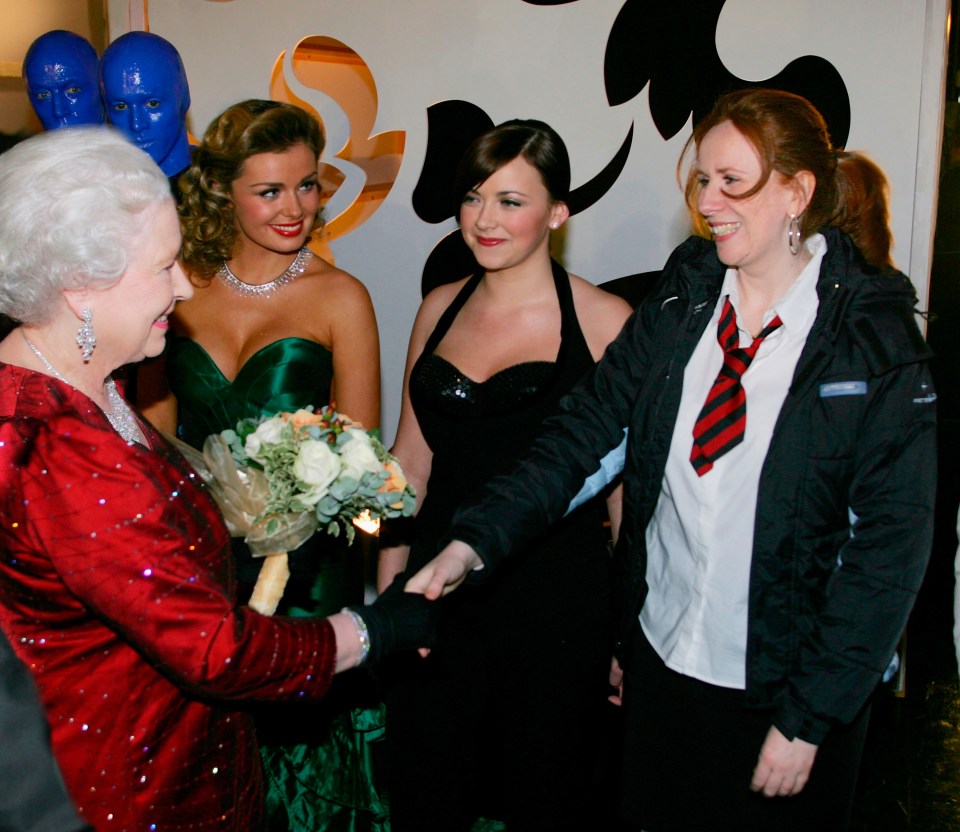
[76,308,96,362]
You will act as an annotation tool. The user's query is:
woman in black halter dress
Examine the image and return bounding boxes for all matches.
[380,120,632,831]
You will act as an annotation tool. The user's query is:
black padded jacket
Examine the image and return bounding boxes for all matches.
[446,227,937,744]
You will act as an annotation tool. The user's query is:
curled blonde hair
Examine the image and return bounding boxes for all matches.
[178,99,325,280]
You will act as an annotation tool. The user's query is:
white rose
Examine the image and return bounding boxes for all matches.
[339,428,381,481]
[293,439,342,505]
[244,417,286,461]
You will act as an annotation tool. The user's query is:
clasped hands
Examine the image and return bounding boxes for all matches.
[384,540,483,657]
[403,539,484,599]
[348,540,477,663]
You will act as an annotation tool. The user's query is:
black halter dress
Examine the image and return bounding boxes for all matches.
[386,262,614,832]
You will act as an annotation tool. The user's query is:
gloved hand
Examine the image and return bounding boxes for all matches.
[346,573,438,664]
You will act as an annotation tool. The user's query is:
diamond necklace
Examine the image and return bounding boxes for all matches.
[216,247,313,297]
[20,330,143,444]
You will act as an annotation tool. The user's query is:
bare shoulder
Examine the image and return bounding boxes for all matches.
[569,273,633,323]
[568,273,633,356]
[417,277,470,329]
[303,256,372,308]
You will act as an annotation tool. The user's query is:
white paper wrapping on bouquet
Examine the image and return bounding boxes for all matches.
[167,433,317,615]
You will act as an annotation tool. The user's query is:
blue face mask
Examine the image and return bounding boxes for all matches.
[23,31,104,130]
[100,32,191,176]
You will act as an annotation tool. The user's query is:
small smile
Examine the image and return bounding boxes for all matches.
[269,221,305,238]
[709,222,741,240]
[476,236,505,247]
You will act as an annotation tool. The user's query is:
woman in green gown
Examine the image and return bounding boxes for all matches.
[138,99,387,831]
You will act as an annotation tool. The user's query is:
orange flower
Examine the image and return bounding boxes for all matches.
[282,408,328,439]
[283,408,323,427]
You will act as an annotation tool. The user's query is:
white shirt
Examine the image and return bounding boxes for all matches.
[641,234,826,689]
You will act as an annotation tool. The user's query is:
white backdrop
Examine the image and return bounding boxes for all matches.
[129,0,947,442]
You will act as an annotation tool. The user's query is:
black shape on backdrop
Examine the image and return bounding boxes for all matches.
[421,231,483,298]
[412,100,494,224]
[414,101,633,297]
[567,123,634,217]
[603,0,850,146]
[414,0,851,298]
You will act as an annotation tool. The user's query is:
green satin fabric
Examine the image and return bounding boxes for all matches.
[168,335,389,832]
[260,699,389,832]
[167,336,334,449]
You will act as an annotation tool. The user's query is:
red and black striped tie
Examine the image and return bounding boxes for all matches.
[690,298,782,477]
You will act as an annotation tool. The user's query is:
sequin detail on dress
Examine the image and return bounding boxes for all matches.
[387,261,613,829]
[416,355,553,417]
[0,363,338,830]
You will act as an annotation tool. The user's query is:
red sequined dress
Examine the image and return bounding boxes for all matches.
[0,364,338,831]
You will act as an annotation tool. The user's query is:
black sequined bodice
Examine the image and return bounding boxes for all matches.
[406,262,600,571]
[414,355,554,418]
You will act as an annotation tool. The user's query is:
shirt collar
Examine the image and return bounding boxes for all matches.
[719,232,826,334]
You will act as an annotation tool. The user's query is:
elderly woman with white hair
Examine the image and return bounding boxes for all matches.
[0,127,431,831]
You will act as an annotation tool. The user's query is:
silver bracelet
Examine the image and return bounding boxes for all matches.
[340,607,371,665]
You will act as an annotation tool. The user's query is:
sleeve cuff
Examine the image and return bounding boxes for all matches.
[773,696,832,745]
[438,527,497,585]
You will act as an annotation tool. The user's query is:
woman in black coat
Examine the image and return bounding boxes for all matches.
[407,88,936,831]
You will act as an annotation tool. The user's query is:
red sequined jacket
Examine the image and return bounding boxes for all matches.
[0,366,338,831]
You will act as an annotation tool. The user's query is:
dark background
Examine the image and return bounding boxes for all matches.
[849,3,960,827]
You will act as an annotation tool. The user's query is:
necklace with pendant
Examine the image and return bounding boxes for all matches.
[216,247,313,298]
[20,330,143,444]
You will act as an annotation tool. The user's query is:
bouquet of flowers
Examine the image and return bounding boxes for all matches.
[173,406,415,615]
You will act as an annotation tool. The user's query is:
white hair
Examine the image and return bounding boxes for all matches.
[0,127,173,324]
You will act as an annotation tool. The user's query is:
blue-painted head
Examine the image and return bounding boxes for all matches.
[100,31,191,176]
[23,30,104,130]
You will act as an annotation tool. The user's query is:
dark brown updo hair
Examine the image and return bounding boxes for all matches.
[178,99,324,280]
[679,88,893,269]
[454,119,571,207]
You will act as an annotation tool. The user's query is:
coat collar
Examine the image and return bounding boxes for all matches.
[663,227,918,340]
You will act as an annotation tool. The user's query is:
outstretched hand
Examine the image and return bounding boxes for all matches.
[750,725,818,797]
[404,540,483,600]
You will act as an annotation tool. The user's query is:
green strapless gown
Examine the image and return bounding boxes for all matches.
[167,336,389,832]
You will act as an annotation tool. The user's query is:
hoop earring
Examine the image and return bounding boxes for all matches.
[788,214,802,256]
[76,308,96,363]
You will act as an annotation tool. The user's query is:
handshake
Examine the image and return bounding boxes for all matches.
[342,573,439,665]
[342,540,483,665]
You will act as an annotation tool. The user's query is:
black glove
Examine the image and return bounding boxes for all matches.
[346,573,438,664]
